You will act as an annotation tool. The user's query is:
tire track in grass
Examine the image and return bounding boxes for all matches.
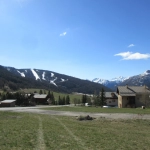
[35,116,46,150]
[55,117,88,150]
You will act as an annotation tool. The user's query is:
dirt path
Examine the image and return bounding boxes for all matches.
[0,106,150,120]
[55,117,88,150]
[36,116,46,150]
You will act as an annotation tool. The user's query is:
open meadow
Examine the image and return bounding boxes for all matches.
[42,106,150,114]
[0,111,150,150]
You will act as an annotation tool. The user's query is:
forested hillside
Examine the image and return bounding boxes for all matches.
[0,65,111,94]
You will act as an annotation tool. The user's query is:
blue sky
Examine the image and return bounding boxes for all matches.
[0,0,150,80]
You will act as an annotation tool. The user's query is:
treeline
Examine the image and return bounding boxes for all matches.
[36,90,70,105]
[0,90,71,106]
[57,95,70,105]
[0,92,34,106]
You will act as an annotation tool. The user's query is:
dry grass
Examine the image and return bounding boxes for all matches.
[0,111,150,150]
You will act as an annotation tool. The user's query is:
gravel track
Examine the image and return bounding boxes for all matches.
[0,106,150,120]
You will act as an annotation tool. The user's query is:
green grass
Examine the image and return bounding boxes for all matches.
[0,111,39,150]
[51,91,82,103]
[42,106,150,114]
[0,111,150,150]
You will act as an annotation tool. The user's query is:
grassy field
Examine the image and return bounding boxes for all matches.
[42,106,150,114]
[0,111,150,150]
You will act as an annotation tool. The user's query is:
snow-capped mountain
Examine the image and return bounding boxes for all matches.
[92,78,109,85]
[5,67,69,87]
[92,76,129,90]
[1,66,111,93]
[120,70,150,87]
[111,76,129,83]
[92,76,128,84]
[2,65,150,92]
[92,70,150,90]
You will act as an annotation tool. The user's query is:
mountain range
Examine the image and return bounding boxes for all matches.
[1,65,150,93]
[0,65,111,94]
[92,70,150,90]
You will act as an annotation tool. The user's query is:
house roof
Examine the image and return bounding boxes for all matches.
[1,99,16,103]
[117,85,150,96]
[34,94,47,99]
[105,92,118,98]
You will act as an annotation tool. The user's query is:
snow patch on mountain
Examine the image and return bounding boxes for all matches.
[141,70,150,76]
[42,72,46,80]
[61,78,68,82]
[92,78,109,85]
[111,76,129,83]
[51,73,54,77]
[92,76,128,85]
[50,77,57,86]
[31,69,40,80]
[61,78,65,82]
[17,70,25,77]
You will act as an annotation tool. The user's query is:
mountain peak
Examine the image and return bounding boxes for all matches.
[144,70,150,75]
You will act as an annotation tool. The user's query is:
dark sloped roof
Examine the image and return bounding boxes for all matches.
[105,92,118,98]
[117,85,150,96]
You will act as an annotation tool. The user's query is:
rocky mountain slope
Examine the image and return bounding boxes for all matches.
[0,65,111,94]
[120,70,150,87]
[92,70,150,90]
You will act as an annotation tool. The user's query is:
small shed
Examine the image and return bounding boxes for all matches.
[0,99,16,107]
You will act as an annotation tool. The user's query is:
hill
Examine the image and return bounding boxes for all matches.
[0,65,111,94]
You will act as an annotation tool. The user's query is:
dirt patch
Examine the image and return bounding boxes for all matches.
[36,116,46,150]
[1,106,150,120]
[77,115,95,121]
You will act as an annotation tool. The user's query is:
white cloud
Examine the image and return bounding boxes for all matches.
[60,32,67,36]
[128,44,135,48]
[114,51,150,60]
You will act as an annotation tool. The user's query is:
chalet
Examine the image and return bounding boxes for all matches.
[0,99,16,107]
[105,92,118,106]
[33,94,48,104]
[117,85,150,108]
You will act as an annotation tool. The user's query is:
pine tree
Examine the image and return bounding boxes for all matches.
[47,90,51,98]
[82,94,87,104]
[100,88,106,107]
[51,92,55,105]
[58,96,62,105]
[62,96,65,105]
[1,92,6,100]
[66,95,70,104]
